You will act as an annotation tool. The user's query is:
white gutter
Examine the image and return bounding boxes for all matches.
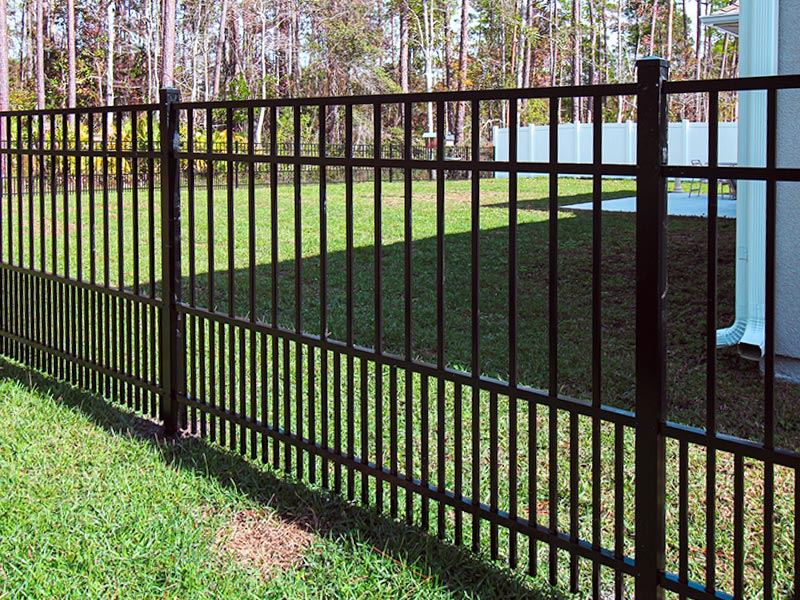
[714,0,778,360]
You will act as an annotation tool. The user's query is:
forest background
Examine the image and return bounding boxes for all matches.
[0,0,739,143]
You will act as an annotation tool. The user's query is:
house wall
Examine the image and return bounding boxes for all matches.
[776,0,800,381]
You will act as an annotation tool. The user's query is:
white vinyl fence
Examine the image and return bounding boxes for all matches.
[493,121,738,177]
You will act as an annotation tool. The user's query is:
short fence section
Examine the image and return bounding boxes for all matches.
[0,104,165,416]
[0,60,798,599]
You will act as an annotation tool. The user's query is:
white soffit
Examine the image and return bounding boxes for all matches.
[701,2,740,37]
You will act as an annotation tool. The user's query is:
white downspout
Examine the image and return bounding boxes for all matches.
[626,120,635,165]
[716,0,778,360]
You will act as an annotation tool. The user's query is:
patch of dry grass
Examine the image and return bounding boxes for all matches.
[212,508,316,579]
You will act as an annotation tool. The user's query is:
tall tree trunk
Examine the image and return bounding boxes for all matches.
[277,0,288,95]
[204,34,210,101]
[189,8,200,102]
[19,0,27,86]
[587,0,596,120]
[681,0,689,62]
[423,0,434,132]
[0,0,6,185]
[227,0,241,81]
[649,0,657,56]
[290,2,299,95]
[588,0,596,84]
[67,0,76,108]
[550,0,557,87]
[444,1,452,134]
[499,5,507,90]
[695,0,702,73]
[161,0,177,87]
[0,0,9,119]
[400,0,409,92]
[511,0,520,88]
[145,0,155,101]
[35,0,44,109]
[106,0,115,106]
[256,2,267,146]
[720,33,729,78]
[702,25,711,79]
[571,0,582,121]
[213,0,230,98]
[616,0,623,121]
[517,0,526,88]
[444,2,452,90]
[666,0,674,61]
[145,10,152,100]
[0,0,8,111]
[454,0,469,145]
[601,0,609,84]
[695,0,703,119]
[522,0,533,89]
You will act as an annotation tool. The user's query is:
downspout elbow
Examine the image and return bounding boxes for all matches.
[717,319,747,348]
[737,316,765,361]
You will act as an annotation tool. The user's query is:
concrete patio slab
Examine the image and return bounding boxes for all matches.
[563,192,737,219]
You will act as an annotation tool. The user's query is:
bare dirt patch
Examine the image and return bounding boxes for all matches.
[213,508,315,579]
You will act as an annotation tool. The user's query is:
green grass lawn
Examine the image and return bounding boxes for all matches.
[0,363,571,599]
[23,171,796,442]
[175,174,796,446]
[18,171,796,444]
[3,172,798,597]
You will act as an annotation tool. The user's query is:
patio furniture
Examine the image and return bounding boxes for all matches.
[688,159,737,200]
[688,158,706,196]
[719,162,737,200]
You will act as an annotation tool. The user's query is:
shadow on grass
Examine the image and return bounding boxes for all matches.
[185,205,798,446]
[0,358,573,600]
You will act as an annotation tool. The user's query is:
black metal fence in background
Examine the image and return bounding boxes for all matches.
[0,143,495,196]
[0,58,799,599]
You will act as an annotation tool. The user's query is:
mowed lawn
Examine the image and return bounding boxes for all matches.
[3,173,798,597]
[0,365,564,599]
[175,174,797,445]
[24,172,797,444]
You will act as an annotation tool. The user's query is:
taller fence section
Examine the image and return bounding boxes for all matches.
[2,61,800,598]
[658,74,800,600]
[0,103,166,417]
[171,79,653,596]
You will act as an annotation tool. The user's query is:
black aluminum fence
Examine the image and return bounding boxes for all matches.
[0,143,494,196]
[0,58,799,598]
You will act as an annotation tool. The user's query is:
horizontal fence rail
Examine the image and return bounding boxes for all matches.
[0,60,798,599]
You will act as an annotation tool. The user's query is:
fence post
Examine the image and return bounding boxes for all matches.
[635,56,669,599]
[160,87,184,435]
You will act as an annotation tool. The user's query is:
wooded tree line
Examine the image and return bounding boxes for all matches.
[0,0,739,133]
